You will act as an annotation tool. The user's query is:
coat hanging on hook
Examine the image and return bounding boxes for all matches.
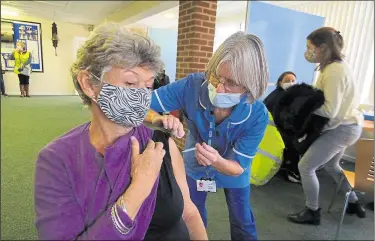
[52,22,59,56]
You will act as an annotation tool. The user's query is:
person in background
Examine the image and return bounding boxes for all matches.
[288,27,366,225]
[153,69,170,90]
[34,23,207,240]
[264,71,296,113]
[10,42,32,97]
[1,53,8,96]
[153,69,171,116]
[147,31,269,240]
[264,71,301,183]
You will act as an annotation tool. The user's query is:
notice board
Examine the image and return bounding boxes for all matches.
[1,19,43,72]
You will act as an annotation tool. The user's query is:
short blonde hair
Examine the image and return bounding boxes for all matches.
[206,32,269,103]
[16,41,26,48]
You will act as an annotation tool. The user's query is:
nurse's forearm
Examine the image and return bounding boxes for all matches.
[144,109,161,123]
[212,157,244,176]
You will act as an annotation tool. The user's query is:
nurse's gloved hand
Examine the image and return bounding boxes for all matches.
[152,114,185,138]
[195,142,220,166]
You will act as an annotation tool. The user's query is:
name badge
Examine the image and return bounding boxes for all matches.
[196,179,217,193]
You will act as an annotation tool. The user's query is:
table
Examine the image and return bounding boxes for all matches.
[363,120,374,132]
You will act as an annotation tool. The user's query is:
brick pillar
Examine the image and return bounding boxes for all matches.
[174,0,217,150]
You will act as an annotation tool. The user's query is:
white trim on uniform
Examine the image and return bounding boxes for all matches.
[231,105,252,125]
[154,89,167,113]
[199,98,207,110]
[199,80,208,110]
[233,147,255,159]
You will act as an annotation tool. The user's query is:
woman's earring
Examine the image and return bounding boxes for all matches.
[92,95,98,103]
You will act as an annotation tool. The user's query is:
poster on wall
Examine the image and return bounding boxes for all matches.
[1,19,43,72]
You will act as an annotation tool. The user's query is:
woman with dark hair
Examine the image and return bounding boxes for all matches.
[264,71,300,183]
[264,71,296,114]
[288,27,365,225]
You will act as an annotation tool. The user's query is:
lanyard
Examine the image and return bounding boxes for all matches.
[205,112,215,179]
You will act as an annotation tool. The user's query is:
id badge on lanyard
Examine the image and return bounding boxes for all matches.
[197,115,217,193]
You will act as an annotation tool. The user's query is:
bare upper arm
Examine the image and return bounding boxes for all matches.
[168,137,195,218]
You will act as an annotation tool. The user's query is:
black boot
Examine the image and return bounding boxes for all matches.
[346,202,366,218]
[287,207,321,225]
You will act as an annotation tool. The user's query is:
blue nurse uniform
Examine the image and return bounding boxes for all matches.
[151,72,268,240]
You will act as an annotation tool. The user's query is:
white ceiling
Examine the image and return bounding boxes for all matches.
[1,1,133,25]
[0,1,316,27]
[132,1,316,29]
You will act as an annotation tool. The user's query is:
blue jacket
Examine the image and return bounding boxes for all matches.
[151,73,268,188]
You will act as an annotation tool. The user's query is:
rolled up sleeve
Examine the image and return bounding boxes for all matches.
[226,107,268,170]
[34,147,140,240]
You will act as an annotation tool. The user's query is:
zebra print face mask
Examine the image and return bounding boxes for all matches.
[95,83,152,127]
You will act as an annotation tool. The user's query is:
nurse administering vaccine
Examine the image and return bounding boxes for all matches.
[149,32,269,240]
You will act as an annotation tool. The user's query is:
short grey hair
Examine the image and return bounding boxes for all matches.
[206,31,269,103]
[70,22,164,105]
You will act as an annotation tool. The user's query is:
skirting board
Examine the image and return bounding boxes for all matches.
[4,93,78,96]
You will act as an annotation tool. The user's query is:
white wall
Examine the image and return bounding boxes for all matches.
[148,28,178,82]
[2,14,90,96]
[213,23,243,51]
[73,37,88,95]
[369,76,374,105]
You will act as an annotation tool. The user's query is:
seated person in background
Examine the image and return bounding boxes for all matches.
[34,23,207,241]
[272,82,330,184]
[153,69,171,116]
[264,71,300,183]
[264,71,296,113]
[153,69,170,90]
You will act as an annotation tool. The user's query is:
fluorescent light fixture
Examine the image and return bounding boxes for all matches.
[164,13,175,19]
[1,9,18,17]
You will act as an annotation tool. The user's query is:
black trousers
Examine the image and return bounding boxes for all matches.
[279,134,301,175]
[0,71,5,95]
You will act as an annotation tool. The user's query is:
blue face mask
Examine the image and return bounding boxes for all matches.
[208,83,242,108]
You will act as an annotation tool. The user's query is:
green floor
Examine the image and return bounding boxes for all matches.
[1,96,373,240]
[1,96,90,240]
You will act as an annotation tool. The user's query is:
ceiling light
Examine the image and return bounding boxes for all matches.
[1,9,19,17]
[164,13,175,19]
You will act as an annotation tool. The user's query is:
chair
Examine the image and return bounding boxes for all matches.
[327,138,374,240]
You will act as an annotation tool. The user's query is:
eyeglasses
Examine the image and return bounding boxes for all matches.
[209,74,244,92]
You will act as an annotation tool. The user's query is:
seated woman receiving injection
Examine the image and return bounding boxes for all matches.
[34,23,207,240]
